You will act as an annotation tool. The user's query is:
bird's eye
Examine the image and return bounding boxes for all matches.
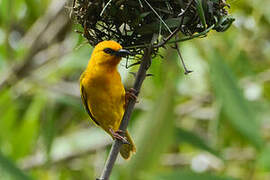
[103,48,115,55]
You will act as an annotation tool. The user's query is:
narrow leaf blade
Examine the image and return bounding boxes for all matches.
[175,128,219,156]
[0,152,32,180]
[210,52,263,149]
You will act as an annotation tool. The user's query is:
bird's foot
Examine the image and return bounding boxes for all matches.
[109,128,130,144]
[125,88,138,104]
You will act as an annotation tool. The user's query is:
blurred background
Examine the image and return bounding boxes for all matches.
[0,0,270,179]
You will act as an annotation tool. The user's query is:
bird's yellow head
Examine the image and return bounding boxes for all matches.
[90,40,131,66]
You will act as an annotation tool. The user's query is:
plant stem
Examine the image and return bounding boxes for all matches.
[98,45,153,180]
[125,24,215,50]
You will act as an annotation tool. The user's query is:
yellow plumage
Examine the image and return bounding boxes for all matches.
[80,40,136,159]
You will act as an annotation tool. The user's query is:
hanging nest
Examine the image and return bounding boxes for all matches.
[73,0,234,57]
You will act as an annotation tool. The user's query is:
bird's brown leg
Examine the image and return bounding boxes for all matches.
[109,128,130,144]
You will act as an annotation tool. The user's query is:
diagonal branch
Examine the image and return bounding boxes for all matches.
[97,40,154,180]
[0,0,69,90]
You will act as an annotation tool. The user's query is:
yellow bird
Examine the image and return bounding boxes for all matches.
[80,40,136,159]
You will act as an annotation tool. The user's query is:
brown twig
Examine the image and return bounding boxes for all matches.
[174,42,193,74]
[20,128,111,170]
[98,40,154,180]
[125,23,215,50]
[154,0,194,49]
[0,0,69,90]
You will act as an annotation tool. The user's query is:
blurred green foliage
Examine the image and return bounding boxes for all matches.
[0,0,270,180]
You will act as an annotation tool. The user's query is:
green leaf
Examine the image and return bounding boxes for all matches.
[195,0,207,28]
[12,94,47,158]
[257,145,270,170]
[123,49,179,179]
[0,152,33,180]
[214,15,235,32]
[210,52,264,149]
[127,77,176,173]
[0,0,12,26]
[175,128,219,156]
[0,89,18,144]
[42,103,57,155]
[147,170,239,180]
[139,12,151,18]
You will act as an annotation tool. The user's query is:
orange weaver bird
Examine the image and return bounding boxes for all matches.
[80,40,136,159]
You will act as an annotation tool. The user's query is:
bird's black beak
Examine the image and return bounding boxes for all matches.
[116,49,132,57]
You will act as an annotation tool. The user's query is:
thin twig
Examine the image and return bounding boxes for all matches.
[126,24,215,50]
[98,40,154,180]
[163,24,214,44]
[137,0,143,8]
[20,128,111,170]
[178,0,194,17]
[143,0,172,33]
[157,26,181,47]
[0,0,69,90]
[174,42,193,74]
[100,0,113,17]
[155,0,194,48]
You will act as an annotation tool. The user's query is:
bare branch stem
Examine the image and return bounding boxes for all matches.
[126,24,215,50]
[98,44,153,180]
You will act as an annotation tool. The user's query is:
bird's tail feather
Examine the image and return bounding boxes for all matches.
[120,130,136,159]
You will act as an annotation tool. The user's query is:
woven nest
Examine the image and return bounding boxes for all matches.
[73,0,234,57]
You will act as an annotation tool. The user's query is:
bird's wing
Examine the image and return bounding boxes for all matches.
[80,84,100,126]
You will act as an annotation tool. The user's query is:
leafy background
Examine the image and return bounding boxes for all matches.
[0,0,270,179]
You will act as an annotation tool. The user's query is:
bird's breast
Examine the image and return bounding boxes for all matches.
[82,68,125,129]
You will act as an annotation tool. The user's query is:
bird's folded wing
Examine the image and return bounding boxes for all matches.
[81,85,100,126]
